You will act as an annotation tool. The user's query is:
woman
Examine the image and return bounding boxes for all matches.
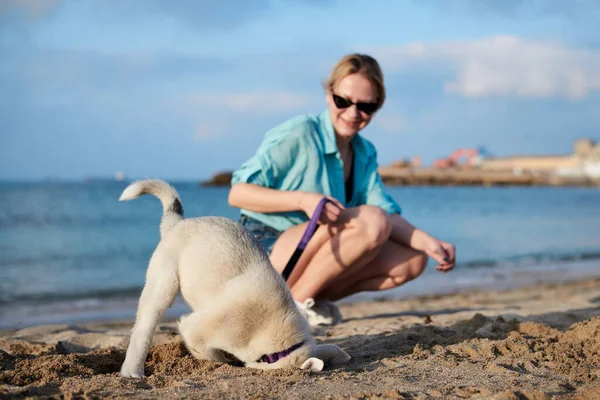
[228,54,456,326]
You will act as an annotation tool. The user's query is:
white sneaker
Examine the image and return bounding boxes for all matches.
[295,298,343,326]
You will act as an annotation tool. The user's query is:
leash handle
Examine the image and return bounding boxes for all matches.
[281,197,331,281]
[298,197,330,250]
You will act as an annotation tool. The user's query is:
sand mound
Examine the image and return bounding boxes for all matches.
[2,317,598,399]
[444,317,600,384]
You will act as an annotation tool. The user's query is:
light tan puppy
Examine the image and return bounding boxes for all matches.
[119,179,350,378]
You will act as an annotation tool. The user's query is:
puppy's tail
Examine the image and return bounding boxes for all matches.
[119,179,184,237]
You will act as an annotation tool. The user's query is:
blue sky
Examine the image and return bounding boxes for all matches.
[1,0,599,181]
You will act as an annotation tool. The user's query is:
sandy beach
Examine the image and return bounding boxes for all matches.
[1,276,599,399]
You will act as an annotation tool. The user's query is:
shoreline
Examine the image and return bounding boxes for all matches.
[3,258,600,332]
[2,272,599,335]
[1,276,599,399]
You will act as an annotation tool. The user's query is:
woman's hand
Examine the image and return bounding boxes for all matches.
[419,235,456,272]
[298,193,345,224]
[388,214,456,273]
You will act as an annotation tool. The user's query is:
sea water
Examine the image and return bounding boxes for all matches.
[1,181,599,328]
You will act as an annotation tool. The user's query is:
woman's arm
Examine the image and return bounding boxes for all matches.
[389,213,456,272]
[228,183,345,222]
[228,183,304,214]
[389,213,429,249]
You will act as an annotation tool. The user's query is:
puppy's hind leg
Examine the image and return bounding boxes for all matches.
[120,257,179,378]
[178,311,229,363]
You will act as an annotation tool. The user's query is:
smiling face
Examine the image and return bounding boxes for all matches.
[326,73,380,140]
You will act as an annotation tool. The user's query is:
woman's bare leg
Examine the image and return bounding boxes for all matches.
[269,205,425,302]
[318,240,428,301]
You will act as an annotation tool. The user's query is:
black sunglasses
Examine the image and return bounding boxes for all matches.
[332,93,378,115]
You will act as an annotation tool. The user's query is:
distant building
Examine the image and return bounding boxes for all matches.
[574,138,600,160]
[479,138,600,178]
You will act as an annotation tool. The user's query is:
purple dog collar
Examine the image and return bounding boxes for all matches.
[258,341,305,364]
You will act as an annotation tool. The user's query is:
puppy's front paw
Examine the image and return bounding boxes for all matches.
[120,365,146,378]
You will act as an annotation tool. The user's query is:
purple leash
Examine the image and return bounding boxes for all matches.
[281,197,331,281]
[253,198,330,366]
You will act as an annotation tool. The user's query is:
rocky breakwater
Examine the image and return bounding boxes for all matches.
[199,171,234,187]
[199,167,600,187]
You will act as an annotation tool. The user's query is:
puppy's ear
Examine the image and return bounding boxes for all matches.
[314,344,351,365]
[301,357,324,372]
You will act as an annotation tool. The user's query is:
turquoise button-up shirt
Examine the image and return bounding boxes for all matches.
[231,109,402,232]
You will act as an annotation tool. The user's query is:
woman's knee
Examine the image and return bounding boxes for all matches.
[390,251,428,286]
[350,205,391,249]
[410,251,428,279]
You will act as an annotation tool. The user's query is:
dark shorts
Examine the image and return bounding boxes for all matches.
[240,214,283,255]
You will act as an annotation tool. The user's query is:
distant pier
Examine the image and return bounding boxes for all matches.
[377,166,600,187]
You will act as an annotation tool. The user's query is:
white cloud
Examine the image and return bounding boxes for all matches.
[0,0,61,18]
[369,35,600,100]
[184,90,317,113]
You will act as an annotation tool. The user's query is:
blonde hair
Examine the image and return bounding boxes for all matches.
[324,53,385,110]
